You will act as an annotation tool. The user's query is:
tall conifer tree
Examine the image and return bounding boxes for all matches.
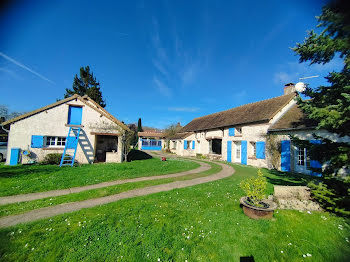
[65,66,106,108]
[292,0,350,215]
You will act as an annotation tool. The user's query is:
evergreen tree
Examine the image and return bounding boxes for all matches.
[65,66,106,108]
[137,118,143,132]
[292,0,350,215]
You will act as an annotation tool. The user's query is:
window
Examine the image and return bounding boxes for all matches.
[172,141,177,149]
[236,144,241,159]
[45,136,66,147]
[236,127,242,135]
[186,141,190,149]
[57,137,66,146]
[251,142,256,157]
[297,147,306,166]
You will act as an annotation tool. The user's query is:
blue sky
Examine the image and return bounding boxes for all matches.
[0,0,344,128]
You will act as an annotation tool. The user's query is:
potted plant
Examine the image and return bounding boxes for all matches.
[239,169,277,219]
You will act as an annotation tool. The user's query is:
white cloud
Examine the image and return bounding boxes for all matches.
[0,52,55,84]
[274,72,293,84]
[168,107,200,112]
[0,67,19,79]
[152,59,168,77]
[153,76,171,97]
[150,17,206,90]
[180,63,199,86]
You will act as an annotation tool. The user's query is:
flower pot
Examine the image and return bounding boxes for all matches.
[240,196,277,220]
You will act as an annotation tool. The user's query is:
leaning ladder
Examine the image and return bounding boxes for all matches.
[59,127,81,167]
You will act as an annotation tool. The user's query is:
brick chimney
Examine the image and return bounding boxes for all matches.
[284,83,296,95]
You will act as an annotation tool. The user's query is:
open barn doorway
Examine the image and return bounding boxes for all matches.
[95,135,118,162]
[211,139,222,155]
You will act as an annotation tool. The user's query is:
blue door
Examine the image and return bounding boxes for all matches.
[68,106,82,125]
[281,140,291,172]
[241,140,247,165]
[227,141,232,162]
[10,148,21,166]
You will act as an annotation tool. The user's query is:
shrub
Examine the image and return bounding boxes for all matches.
[308,178,350,216]
[196,154,207,159]
[127,149,152,162]
[240,169,267,207]
[41,153,63,165]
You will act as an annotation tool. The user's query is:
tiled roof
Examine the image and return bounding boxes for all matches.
[167,132,193,140]
[138,131,165,138]
[182,93,296,132]
[268,104,317,131]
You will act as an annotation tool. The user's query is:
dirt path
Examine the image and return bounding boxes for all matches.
[0,161,234,228]
[0,160,210,205]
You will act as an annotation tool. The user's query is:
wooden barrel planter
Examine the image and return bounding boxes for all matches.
[240,196,277,220]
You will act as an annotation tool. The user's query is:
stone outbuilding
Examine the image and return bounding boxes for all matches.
[138,131,166,151]
[2,94,130,165]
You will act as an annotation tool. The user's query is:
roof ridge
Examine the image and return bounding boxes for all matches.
[191,93,295,121]
[2,94,130,132]
[1,94,80,126]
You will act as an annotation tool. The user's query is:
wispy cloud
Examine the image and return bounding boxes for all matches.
[150,16,206,96]
[180,62,199,86]
[0,67,19,79]
[274,72,293,84]
[153,76,171,97]
[168,107,200,112]
[273,57,344,85]
[0,52,55,84]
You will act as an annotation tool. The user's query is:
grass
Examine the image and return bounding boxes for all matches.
[0,162,349,261]
[0,158,199,197]
[0,161,222,218]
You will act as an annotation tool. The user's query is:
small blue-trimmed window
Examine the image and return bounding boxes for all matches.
[256,141,266,159]
[229,128,235,136]
[31,135,44,148]
[184,140,188,149]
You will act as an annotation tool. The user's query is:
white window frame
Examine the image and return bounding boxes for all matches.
[251,142,256,157]
[45,136,66,147]
[297,147,306,166]
[235,142,241,162]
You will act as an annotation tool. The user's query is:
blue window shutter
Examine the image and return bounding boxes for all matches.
[281,140,291,172]
[241,140,247,165]
[256,141,266,159]
[192,141,195,149]
[184,140,187,149]
[227,141,232,162]
[310,140,322,176]
[229,128,235,136]
[68,106,83,125]
[31,135,44,148]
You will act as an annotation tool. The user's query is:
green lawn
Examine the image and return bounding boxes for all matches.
[0,158,199,196]
[0,163,348,261]
[0,161,222,218]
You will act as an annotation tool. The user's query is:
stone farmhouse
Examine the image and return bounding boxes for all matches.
[169,83,350,175]
[2,94,129,165]
[138,131,166,151]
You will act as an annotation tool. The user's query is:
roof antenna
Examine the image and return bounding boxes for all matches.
[295,75,319,92]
